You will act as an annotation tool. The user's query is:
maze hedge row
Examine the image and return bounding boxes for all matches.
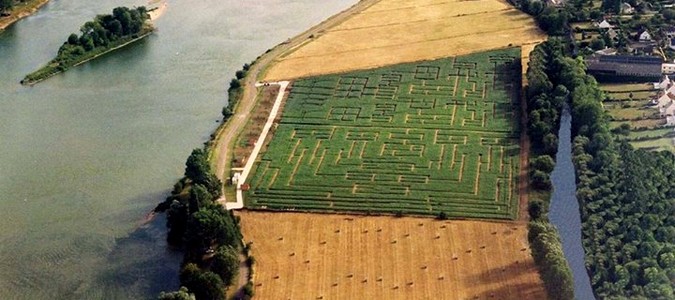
[246,48,522,219]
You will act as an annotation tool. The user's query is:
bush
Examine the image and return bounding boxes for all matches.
[531,155,556,173]
[531,170,552,190]
[527,199,548,221]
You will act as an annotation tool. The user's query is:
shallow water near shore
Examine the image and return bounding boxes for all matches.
[0,0,356,298]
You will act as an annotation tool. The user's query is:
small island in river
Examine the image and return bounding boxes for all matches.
[21,6,154,85]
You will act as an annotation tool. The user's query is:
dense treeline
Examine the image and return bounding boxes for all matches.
[157,60,261,300]
[156,148,244,300]
[524,40,575,300]
[556,47,675,298]
[511,0,569,35]
[222,63,250,121]
[527,38,674,299]
[22,6,152,84]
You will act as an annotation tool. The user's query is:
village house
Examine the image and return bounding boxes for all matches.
[663,63,675,74]
[627,41,656,55]
[639,30,652,42]
[651,76,675,125]
[597,20,613,29]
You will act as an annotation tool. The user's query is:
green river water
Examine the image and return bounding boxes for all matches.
[0,0,355,298]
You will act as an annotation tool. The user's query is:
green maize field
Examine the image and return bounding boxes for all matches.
[246,48,522,219]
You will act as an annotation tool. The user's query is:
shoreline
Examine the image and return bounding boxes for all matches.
[21,29,155,85]
[0,0,50,32]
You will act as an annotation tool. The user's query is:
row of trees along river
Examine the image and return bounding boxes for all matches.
[527,39,674,299]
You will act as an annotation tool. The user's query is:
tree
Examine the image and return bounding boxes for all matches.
[158,286,195,300]
[222,106,233,120]
[184,206,239,260]
[211,246,239,286]
[180,264,225,300]
[528,199,548,221]
[531,170,552,190]
[185,149,211,183]
[531,155,555,173]
[590,38,605,50]
[112,7,132,35]
[0,0,12,14]
[67,34,79,45]
[166,200,189,246]
[188,184,213,214]
[542,133,558,155]
[664,9,675,21]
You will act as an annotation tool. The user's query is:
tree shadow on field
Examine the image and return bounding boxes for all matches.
[465,261,546,300]
[472,282,547,300]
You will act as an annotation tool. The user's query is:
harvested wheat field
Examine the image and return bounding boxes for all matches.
[263,0,546,81]
[239,211,546,300]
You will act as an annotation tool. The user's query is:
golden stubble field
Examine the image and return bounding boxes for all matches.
[239,211,546,300]
[263,0,546,81]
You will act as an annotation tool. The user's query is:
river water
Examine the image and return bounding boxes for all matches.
[548,109,596,300]
[0,0,355,298]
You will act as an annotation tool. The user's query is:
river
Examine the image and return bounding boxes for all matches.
[548,108,596,300]
[0,0,356,298]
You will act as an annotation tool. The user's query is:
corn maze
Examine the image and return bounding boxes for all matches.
[247,48,522,219]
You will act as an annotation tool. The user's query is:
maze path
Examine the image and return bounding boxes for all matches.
[247,48,521,219]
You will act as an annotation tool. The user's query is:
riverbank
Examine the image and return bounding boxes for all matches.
[21,28,154,85]
[0,0,49,31]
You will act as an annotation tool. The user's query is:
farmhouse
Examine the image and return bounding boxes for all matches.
[663,63,675,74]
[627,41,656,54]
[654,75,671,90]
[597,20,613,29]
[639,30,653,42]
[585,55,662,82]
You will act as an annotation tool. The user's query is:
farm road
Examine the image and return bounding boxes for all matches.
[227,80,288,210]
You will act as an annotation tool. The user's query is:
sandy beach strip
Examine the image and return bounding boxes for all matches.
[0,0,50,31]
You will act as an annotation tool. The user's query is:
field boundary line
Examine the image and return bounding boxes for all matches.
[224,81,289,210]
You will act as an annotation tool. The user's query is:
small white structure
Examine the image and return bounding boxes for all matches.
[621,3,635,14]
[598,20,613,29]
[664,63,675,74]
[231,172,241,185]
[639,30,653,42]
[595,48,617,55]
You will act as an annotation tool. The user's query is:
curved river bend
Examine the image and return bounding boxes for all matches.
[0,0,355,298]
[548,109,596,300]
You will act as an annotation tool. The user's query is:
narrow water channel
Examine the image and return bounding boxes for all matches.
[548,107,596,300]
